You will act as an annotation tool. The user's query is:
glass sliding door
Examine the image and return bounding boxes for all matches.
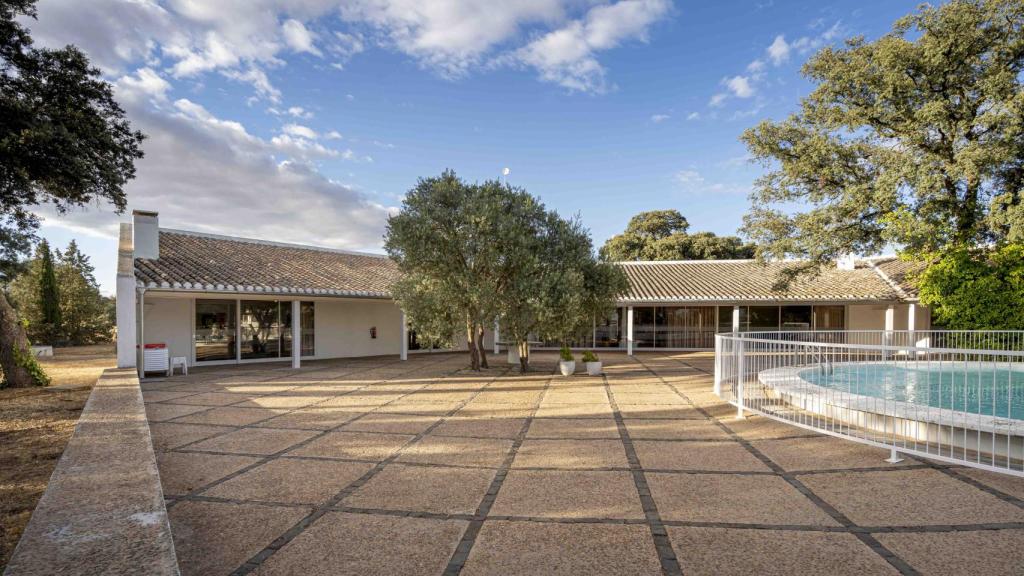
[813,305,845,330]
[780,306,812,330]
[657,306,716,348]
[595,308,623,348]
[241,300,283,359]
[633,307,656,348]
[747,306,780,331]
[195,299,237,362]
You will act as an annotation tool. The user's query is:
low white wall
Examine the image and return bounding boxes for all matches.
[315,299,403,358]
[142,297,191,363]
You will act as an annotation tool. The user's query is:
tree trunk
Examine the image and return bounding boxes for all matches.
[466,321,480,371]
[518,340,530,373]
[0,292,40,387]
[476,324,489,369]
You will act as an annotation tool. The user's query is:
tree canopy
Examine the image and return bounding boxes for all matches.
[740,0,1024,265]
[386,171,627,371]
[600,210,755,261]
[918,244,1024,330]
[0,0,143,386]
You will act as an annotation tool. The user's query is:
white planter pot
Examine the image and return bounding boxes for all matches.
[585,361,602,376]
[558,360,575,376]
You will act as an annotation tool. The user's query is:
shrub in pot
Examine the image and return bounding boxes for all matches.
[582,350,602,375]
[558,346,575,376]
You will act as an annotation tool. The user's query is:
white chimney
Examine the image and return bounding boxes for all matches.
[836,254,857,271]
[132,210,159,259]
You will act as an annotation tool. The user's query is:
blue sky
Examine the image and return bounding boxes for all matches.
[26,0,924,294]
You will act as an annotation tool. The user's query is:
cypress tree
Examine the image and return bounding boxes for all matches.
[37,240,61,343]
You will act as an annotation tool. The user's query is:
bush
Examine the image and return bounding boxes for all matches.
[559,345,574,362]
[582,350,599,362]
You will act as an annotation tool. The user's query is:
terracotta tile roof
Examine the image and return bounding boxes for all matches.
[871,257,927,299]
[616,260,902,303]
[134,230,400,297]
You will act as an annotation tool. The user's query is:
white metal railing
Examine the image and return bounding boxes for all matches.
[714,330,1024,476]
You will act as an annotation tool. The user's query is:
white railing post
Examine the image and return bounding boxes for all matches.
[627,306,634,356]
[713,334,722,396]
[735,337,745,419]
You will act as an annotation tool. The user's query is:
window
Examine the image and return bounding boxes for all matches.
[195,300,236,362]
[633,307,656,348]
[813,305,845,330]
[595,309,623,348]
[241,301,282,359]
[747,306,780,331]
[781,306,812,330]
[657,306,716,348]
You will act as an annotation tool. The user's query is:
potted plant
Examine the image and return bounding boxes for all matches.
[558,345,575,376]
[582,350,602,375]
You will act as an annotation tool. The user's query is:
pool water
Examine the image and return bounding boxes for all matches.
[799,363,1024,420]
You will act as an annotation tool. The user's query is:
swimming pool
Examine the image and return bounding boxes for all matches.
[799,363,1024,421]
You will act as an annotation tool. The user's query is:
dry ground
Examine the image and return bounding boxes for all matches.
[0,344,115,569]
[148,351,1024,576]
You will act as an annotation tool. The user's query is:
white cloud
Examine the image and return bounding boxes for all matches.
[767,34,790,65]
[115,67,172,104]
[282,123,319,139]
[325,130,343,140]
[282,18,321,56]
[746,59,765,73]
[708,93,727,107]
[287,106,313,119]
[766,22,843,66]
[674,169,705,185]
[222,66,281,103]
[35,93,390,251]
[510,0,670,92]
[724,75,754,98]
[29,0,671,98]
[650,114,670,123]
[686,111,700,120]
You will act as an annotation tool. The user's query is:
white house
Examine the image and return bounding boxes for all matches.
[116,210,928,374]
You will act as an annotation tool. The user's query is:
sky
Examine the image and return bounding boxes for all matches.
[23,0,925,295]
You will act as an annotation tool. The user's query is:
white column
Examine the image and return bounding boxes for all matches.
[493,317,500,355]
[291,300,301,369]
[732,305,741,332]
[627,306,634,356]
[400,310,408,361]
[907,303,917,350]
[884,303,895,357]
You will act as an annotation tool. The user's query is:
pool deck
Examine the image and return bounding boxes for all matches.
[143,351,1024,575]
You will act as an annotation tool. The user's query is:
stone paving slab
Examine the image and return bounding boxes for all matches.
[141,352,1024,576]
[252,512,467,576]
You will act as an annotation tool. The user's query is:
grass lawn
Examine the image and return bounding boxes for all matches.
[0,344,115,570]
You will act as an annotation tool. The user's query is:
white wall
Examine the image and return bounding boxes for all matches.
[142,298,191,362]
[847,303,931,331]
[315,299,404,358]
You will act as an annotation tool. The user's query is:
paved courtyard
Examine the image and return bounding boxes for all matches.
[142,351,1024,575]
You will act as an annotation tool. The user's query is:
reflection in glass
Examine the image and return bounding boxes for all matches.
[595,308,623,348]
[195,299,236,362]
[781,306,812,330]
[747,306,780,331]
[813,305,845,330]
[241,300,282,359]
